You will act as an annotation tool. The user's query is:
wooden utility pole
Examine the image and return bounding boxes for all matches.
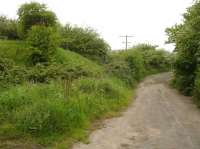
[120,35,134,50]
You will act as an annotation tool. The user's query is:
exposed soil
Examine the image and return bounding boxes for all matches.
[73,73,200,149]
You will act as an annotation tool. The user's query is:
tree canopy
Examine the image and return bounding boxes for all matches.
[17,2,57,38]
[60,24,110,63]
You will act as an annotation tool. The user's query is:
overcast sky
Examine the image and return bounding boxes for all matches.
[0,0,194,51]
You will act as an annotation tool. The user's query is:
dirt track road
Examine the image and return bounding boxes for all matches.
[73,73,200,149]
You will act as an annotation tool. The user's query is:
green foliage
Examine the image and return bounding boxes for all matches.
[107,49,145,86]
[27,63,97,83]
[0,40,29,65]
[60,24,110,63]
[106,45,171,87]
[166,1,200,95]
[0,15,19,39]
[0,40,103,87]
[73,78,124,99]
[0,83,67,134]
[132,44,172,74]
[0,78,131,144]
[27,26,60,65]
[0,2,173,147]
[17,2,57,38]
[0,57,27,87]
[194,69,200,106]
[54,48,103,77]
[106,59,135,86]
[15,98,68,135]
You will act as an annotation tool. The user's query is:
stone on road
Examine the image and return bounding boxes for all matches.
[73,73,200,149]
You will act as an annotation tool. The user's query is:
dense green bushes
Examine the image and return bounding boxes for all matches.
[0,56,101,86]
[106,45,171,87]
[166,1,200,98]
[0,58,27,87]
[60,24,110,63]
[107,49,145,86]
[194,70,200,106]
[132,44,172,74]
[27,25,60,65]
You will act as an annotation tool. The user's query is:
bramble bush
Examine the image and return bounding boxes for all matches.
[0,58,27,87]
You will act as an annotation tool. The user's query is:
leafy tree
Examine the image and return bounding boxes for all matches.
[166,1,200,95]
[27,25,60,65]
[17,2,57,38]
[60,24,110,63]
[0,15,19,39]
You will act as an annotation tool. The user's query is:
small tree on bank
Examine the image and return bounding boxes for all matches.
[27,25,60,65]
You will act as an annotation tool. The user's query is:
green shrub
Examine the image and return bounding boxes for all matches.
[131,44,171,74]
[106,49,145,86]
[172,50,196,95]
[193,69,200,106]
[0,58,27,87]
[27,25,60,65]
[106,59,135,86]
[123,50,145,81]
[26,63,98,84]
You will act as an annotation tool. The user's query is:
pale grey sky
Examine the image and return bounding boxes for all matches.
[0,0,194,51]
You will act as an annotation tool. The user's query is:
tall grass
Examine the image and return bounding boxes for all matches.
[0,77,132,146]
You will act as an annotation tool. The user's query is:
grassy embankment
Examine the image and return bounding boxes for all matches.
[0,40,134,148]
